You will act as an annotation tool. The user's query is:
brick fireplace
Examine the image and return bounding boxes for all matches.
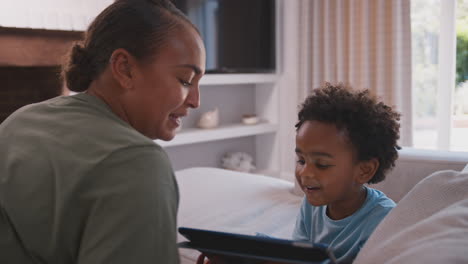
[0,27,82,123]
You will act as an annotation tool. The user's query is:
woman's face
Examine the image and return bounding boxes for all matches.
[126,24,206,140]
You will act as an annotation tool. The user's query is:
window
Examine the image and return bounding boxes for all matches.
[411,0,468,151]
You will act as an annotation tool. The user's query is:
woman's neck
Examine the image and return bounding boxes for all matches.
[86,70,130,125]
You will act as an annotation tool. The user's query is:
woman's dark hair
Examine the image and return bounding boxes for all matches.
[62,0,195,92]
[295,83,401,184]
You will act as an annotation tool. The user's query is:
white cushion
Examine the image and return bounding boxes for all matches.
[354,170,468,264]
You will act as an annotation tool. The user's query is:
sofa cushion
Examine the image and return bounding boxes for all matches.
[354,169,468,264]
[371,148,468,202]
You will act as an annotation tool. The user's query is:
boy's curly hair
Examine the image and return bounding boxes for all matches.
[295,83,401,184]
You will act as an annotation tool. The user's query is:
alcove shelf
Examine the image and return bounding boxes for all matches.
[160,0,290,176]
[200,73,278,86]
[156,122,278,148]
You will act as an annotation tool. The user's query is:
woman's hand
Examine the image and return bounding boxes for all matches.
[196,253,232,264]
[196,253,291,264]
[196,253,209,264]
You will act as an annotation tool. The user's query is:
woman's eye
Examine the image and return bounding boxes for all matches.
[179,79,192,87]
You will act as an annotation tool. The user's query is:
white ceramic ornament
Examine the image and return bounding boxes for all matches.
[221,152,256,173]
[197,108,219,129]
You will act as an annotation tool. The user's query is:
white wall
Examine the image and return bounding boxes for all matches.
[276,1,301,181]
[0,0,112,31]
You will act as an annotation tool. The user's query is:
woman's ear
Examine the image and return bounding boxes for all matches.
[356,158,379,184]
[109,48,135,90]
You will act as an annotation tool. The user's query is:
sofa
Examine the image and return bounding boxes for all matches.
[370,148,468,202]
[175,147,468,263]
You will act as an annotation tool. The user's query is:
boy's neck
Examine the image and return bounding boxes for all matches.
[326,186,368,220]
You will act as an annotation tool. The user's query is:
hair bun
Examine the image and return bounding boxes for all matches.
[62,43,95,92]
[70,44,90,67]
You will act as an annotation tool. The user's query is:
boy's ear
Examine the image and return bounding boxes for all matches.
[356,158,379,184]
[109,48,135,90]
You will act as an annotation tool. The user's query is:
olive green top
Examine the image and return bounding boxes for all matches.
[0,93,179,264]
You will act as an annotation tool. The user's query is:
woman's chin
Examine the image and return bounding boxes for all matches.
[145,128,176,141]
[158,130,176,141]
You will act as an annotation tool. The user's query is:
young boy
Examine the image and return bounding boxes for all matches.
[197,84,400,264]
[293,83,400,263]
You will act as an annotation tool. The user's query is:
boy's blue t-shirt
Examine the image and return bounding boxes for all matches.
[292,187,395,263]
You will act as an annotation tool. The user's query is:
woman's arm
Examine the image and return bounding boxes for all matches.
[77,146,179,264]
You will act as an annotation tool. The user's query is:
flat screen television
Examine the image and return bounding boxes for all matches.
[173,0,276,74]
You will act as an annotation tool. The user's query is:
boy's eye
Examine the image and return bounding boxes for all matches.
[296,158,305,166]
[315,163,332,169]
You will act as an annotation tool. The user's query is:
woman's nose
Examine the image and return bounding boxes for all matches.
[186,84,200,109]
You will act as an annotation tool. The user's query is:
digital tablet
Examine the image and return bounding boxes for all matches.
[178,227,337,264]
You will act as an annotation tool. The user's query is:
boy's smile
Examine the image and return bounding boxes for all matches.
[295,120,368,220]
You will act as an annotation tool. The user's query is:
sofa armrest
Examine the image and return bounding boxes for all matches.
[370,147,468,202]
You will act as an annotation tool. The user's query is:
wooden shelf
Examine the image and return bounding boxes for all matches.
[200,73,278,86]
[155,122,278,147]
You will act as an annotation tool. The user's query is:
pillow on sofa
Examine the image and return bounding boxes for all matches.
[369,148,468,202]
[354,169,468,264]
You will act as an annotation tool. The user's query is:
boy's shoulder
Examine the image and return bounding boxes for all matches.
[367,187,396,208]
[362,187,396,221]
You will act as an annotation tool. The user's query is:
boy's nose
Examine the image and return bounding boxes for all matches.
[297,166,315,180]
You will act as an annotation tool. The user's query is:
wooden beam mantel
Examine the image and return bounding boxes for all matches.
[0,27,83,66]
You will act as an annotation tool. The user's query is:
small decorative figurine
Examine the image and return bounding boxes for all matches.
[197,108,219,129]
[221,152,256,173]
[241,114,259,125]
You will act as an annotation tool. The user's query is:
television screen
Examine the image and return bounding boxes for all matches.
[173,0,276,73]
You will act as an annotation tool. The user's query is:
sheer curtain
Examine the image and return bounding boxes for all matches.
[297,0,413,146]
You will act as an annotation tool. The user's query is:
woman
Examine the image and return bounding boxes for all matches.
[0,0,205,263]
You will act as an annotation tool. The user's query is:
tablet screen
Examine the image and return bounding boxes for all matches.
[178,227,335,264]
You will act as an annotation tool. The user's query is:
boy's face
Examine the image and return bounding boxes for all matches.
[295,120,365,216]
